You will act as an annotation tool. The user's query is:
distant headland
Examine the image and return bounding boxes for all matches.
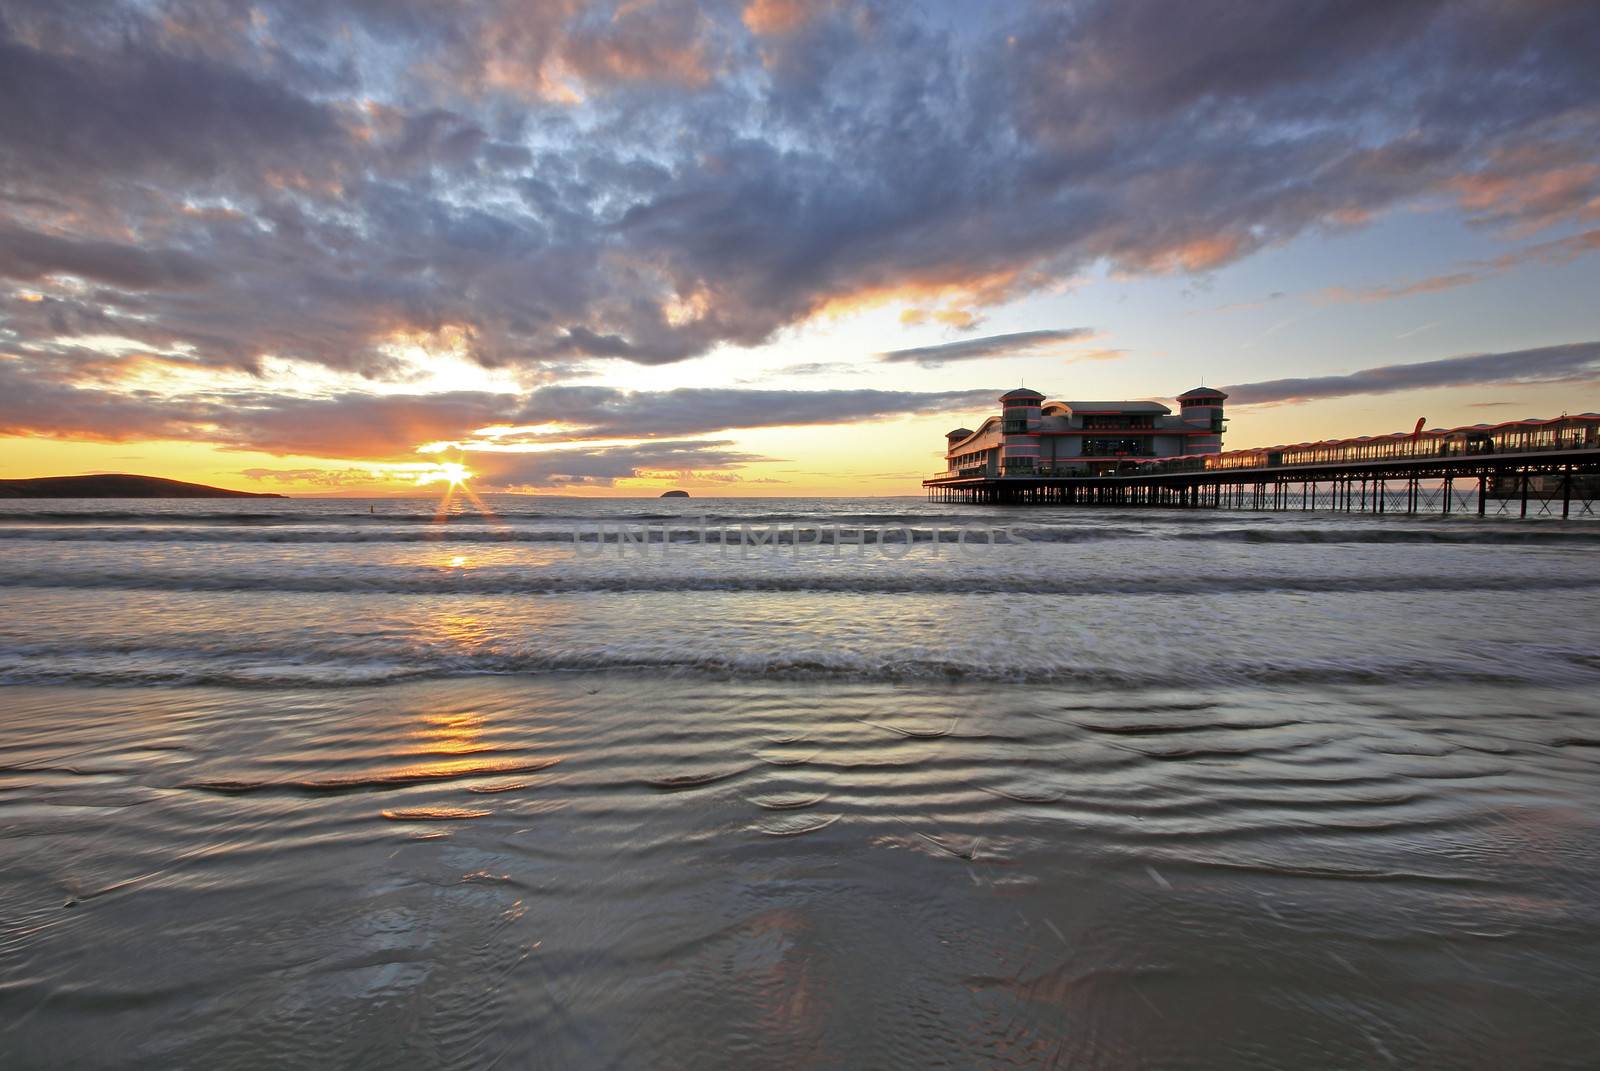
[0,475,285,499]
[659,490,690,498]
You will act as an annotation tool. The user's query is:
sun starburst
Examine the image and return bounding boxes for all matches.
[416,461,471,488]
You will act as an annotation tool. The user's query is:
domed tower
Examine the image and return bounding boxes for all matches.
[944,428,974,473]
[1177,386,1228,455]
[999,387,1044,475]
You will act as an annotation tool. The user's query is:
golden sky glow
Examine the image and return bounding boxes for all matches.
[3,2,1598,496]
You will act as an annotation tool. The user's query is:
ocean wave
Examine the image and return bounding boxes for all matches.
[0,645,1586,690]
[1169,526,1600,545]
[3,646,1587,688]
[0,511,303,525]
[2,569,1598,596]
[0,508,995,528]
[0,525,1127,546]
[1,521,1594,547]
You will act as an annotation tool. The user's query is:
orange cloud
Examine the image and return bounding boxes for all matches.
[1066,347,1126,364]
[1323,271,1481,303]
[1110,232,1250,276]
[1323,206,1373,227]
[239,466,393,488]
[1486,225,1600,269]
[563,33,712,89]
[1160,234,1246,273]
[743,0,832,36]
[899,305,984,330]
[810,267,1028,323]
[464,1,715,100]
[1321,225,1600,304]
[1448,148,1600,231]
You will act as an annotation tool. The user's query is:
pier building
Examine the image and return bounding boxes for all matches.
[942,386,1227,479]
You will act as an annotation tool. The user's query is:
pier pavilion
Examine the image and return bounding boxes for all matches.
[927,392,1600,518]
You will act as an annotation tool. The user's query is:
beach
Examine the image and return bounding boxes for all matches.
[3,496,1600,1068]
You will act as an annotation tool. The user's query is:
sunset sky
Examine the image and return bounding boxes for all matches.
[3,0,1599,496]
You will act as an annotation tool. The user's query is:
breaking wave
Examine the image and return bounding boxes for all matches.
[2,645,1591,690]
[0,521,1594,547]
[2,569,1598,596]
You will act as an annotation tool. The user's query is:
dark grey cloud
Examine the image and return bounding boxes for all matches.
[1,0,1597,387]
[0,224,209,290]
[0,349,995,456]
[877,328,1096,366]
[0,13,355,204]
[224,391,518,457]
[471,440,768,489]
[1223,342,1600,405]
[509,385,999,439]
[0,354,208,444]
[0,354,518,456]
[768,361,866,377]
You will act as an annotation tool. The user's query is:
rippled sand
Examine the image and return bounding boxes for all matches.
[3,677,1600,1068]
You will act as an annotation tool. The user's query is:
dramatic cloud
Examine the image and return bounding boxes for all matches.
[1223,342,1600,406]
[0,359,519,457]
[0,350,996,456]
[504,386,999,440]
[239,467,394,488]
[2,0,1597,380]
[0,223,209,290]
[470,440,768,489]
[224,392,519,458]
[877,329,1097,367]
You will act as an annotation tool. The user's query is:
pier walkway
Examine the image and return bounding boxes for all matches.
[924,445,1600,518]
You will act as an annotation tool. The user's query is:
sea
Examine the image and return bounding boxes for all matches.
[2,495,1599,1069]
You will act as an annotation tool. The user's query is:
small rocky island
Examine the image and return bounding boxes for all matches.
[0,474,285,498]
[659,490,690,498]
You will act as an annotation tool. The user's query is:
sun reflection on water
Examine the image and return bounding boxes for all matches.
[408,708,489,756]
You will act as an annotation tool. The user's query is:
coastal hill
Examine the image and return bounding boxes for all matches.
[0,474,286,499]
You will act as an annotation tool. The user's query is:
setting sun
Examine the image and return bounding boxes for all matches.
[415,461,472,488]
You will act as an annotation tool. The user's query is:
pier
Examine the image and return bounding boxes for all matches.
[925,438,1600,518]
[930,387,1600,518]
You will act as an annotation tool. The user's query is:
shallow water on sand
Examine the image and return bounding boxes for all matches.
[2,497,1599,1068]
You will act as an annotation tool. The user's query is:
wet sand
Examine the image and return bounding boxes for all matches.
[4,675,1600,1068]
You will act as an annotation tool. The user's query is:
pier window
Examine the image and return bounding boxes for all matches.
[1081,414,1155,430]
[1082,437,1153,458]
